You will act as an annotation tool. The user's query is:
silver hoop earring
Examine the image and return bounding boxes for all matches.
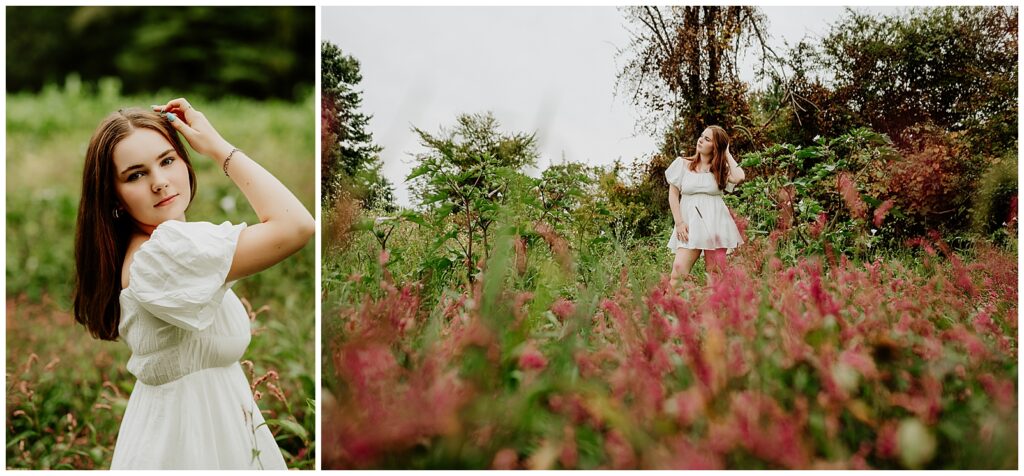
[113,208,121,219]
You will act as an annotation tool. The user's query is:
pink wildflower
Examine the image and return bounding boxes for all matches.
[972,304,998,335]
[560,425,578,469]
[839,346,879,380]
[727,340,749,377]
[837,173,868,220]
[849,442,874,470]
[514,236,527,275]
[550,298,576,321]
[659,437,724,469]
[728,391,811,468]
[943,326,988,362]
[977,373,1015,412]
[663,387,706,427]
[809,212,829,238]
[873,199,895,228]
[547,393,601,427]
[492,448,519,470]
[518,341,548,370]
[512,291,534,325]
[889,376,943,424]
[335,342,398,399]
[603,430,636,469]
[875,421,899,459]
[600,298,630,334]
[730,207,749,237]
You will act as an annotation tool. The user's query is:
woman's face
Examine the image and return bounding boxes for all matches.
[696,128,715,156]
[112,128,191,233]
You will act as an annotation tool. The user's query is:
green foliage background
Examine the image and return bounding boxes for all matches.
[6,6,314,100]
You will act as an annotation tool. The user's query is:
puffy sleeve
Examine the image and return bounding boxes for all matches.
[127,220,247,332]
[665,157,685,188]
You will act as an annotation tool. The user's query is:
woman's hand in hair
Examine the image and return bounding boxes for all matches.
[152,98,314,282]
[152,99,233,164]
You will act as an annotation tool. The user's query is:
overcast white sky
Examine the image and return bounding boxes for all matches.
[323,6,903,208]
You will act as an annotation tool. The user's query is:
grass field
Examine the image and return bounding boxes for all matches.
[5,83,316,469]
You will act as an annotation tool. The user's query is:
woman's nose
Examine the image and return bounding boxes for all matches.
[152,174,169,192]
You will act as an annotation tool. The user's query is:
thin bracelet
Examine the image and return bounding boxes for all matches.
[223,148,240,176]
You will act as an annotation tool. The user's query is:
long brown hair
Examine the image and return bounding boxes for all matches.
[687,125,730,190]
[73,108,197,341]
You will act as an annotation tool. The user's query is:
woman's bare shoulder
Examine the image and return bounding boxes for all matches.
[121,234,150,290]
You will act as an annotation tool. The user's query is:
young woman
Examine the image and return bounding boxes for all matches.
[666,125,745,287]
[72,99,315,469]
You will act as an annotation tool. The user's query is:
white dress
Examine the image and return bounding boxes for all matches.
[110,220,287,470]
[665,158,744,251]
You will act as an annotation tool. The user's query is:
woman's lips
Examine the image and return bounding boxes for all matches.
[154,194,179,207]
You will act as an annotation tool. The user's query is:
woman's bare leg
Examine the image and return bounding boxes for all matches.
[670,248,703,289]
[704,248,728,279]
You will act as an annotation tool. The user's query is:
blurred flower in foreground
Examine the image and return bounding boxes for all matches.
[897,418,936,469]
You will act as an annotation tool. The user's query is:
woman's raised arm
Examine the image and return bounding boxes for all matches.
[726,149,745,184]
[155,98,315,282]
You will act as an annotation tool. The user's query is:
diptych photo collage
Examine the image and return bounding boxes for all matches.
[4,4,1019,472]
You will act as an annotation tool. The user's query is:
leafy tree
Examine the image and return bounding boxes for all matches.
[749,39,857,147]
[617,6,777,154]
[818,7,1018,153]
[534,162,594,230]
[321,41,393,210]
[407,112,539,282]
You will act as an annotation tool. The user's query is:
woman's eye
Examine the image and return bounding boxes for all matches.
[161,157,175,166]
[127,172,144,182]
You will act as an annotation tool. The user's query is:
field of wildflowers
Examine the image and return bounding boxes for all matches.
[323,191,1017,470]
[6,86,316,469]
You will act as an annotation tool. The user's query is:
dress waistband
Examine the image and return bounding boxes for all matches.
[134,361,241,387]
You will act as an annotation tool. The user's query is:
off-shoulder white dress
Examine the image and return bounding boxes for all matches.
[109,220,286,470]
[665,158,744,251]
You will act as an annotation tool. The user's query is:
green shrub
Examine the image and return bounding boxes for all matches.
[971,151,1017,239]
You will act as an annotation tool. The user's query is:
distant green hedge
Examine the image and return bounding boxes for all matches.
[6,6,313,100]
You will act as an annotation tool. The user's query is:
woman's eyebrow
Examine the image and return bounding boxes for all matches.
[119,149,174,176]
[119,163,145,177]
[155,148,175,161]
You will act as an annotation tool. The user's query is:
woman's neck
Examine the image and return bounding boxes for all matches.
[698,153,712,166]
[133,222,157,236]
[132,216,186,236]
